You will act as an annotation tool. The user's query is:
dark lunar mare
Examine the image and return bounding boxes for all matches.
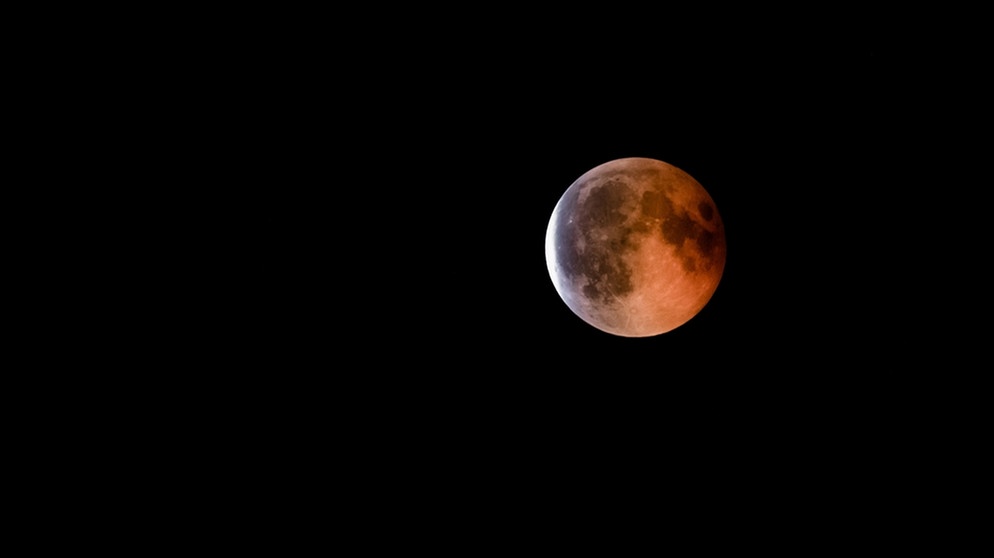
[554,173,638,307]
[640,184,721,274]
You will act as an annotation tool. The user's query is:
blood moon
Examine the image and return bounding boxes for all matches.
[545,157,726,337]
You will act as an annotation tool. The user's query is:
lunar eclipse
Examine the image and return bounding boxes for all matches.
[545,157,726,337]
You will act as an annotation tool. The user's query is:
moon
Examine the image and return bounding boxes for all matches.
[545,157,726,337]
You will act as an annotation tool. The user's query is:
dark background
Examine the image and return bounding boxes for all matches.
[10,7,985,548]
[201,20,986,406]
[7,10,985,551]
[223,24,981,367]
[123,12,987,532]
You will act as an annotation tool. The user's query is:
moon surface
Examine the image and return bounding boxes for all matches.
[545,157,726,337]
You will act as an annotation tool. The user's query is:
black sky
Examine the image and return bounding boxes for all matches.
[218,21,985,371]
[146,11,992,536]
[186,16,983,392]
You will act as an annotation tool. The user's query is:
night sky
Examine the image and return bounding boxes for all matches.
[185,16,984,527]
[220,23,980,381]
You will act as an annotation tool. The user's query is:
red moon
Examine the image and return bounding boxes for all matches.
[545,157,726,337]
